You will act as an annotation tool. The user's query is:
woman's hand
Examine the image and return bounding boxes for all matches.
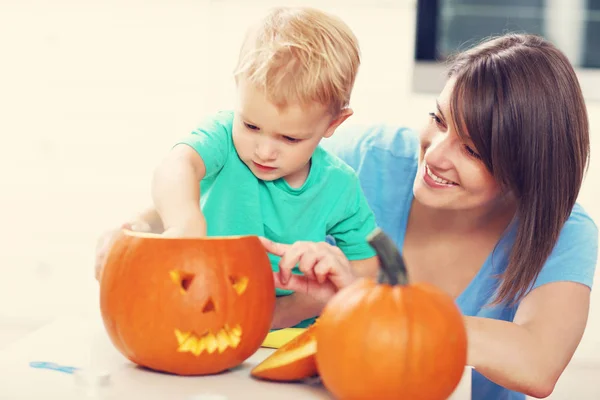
[259,237,359,304]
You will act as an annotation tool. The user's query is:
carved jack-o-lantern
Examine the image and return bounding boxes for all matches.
[99,230,275,375]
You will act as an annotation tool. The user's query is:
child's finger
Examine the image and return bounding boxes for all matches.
[278,243,305,283]
[272,272,305,291]
[297,251,319,282]
[258,236,288,257]
[313,258,334,284]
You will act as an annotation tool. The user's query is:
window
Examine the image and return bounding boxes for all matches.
[413,0,600,101]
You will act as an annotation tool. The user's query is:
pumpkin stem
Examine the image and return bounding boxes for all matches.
[367,228,408,286]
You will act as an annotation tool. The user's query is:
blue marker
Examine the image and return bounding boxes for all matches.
[29,361,79,374]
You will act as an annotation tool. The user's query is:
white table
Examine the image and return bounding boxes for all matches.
[0,313,471,399]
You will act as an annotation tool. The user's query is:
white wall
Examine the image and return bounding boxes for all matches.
[1,0,599,365]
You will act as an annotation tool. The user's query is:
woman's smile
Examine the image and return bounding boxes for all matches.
[423,163,459,188]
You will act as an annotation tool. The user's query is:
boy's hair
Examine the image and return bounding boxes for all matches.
[233,7,360,115]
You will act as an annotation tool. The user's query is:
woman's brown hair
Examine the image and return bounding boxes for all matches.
[447,33,590,305]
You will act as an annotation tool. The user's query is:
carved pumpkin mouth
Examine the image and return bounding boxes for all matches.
[175,325,242,356]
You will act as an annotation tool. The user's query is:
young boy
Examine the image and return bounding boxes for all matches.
[98,7,379,328]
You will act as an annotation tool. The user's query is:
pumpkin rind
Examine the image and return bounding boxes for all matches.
[251,323,318,381]
[99,230,275,375]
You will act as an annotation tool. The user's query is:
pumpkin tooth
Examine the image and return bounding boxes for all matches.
[230,324,242,338]
[203,333,218,354]
[229,331,241,348]
[191,336,205,356]
[216,329,231,353]
[179,335,198,353]
[223,324,237,348]
[174,329,191,345]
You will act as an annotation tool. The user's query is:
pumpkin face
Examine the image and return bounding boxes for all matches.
[315,229,467,400]
[99,230,275,376]
[251,323,318,381]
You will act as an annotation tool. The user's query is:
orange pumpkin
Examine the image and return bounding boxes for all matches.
[251,323,318,381]
[316,228,468,400]
[99,229,275,375]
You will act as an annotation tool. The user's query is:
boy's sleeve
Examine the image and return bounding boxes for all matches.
[174,110,234,179]
[327,176,378,260]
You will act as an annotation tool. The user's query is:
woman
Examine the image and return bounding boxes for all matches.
[260,33,598,399]
[95,33,597,398]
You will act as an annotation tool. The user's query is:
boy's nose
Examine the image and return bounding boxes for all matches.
[255,140,277,161]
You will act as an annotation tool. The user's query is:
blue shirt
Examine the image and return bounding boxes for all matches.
[322,123,599,400]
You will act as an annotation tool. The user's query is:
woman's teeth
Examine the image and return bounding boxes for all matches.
[426,165,457,186]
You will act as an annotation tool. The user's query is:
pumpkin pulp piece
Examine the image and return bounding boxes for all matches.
[251,324,318,381]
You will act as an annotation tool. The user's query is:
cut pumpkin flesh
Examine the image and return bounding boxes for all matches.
[251,324,318,381]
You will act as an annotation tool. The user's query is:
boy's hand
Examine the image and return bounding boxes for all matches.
[94,221,152,281]
[162,215,207,238]
[259,237,359,304]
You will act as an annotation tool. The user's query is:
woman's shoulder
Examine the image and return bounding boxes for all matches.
[555,203,598,254]
[320,123,420,245]
[321,123,420,171]
[566,203,598,232]
[532,203,598,290]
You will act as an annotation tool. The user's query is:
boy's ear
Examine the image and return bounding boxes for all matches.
[323,108,353,138]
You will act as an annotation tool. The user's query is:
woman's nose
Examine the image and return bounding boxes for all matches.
[423,132,455,170]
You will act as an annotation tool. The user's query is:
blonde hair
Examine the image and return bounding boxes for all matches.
[233,7,360,114]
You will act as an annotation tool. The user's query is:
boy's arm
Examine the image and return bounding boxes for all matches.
[327,175,380,278]
[151,144,207,236]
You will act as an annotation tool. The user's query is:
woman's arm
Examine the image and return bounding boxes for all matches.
[271,293,325,329]
[349,256,379,280]
[465,281,590,398]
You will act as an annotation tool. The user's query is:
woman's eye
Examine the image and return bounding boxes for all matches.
[244,122,259,131]
[428,112,444,128]
[463,145,482,160]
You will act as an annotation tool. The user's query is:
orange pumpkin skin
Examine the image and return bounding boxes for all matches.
[316,277,467,400]
[251,323,318,381]
[99,230,275,376]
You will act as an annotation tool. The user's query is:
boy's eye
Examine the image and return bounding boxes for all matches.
[244,122,259,131]
[282,136,300,143]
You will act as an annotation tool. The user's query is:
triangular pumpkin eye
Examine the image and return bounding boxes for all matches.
[229,275,249,295]
[170,270,195,294]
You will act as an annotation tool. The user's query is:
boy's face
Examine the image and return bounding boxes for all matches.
[232,79,351,188]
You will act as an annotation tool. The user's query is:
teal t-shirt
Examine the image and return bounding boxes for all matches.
[175,110,377,327]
